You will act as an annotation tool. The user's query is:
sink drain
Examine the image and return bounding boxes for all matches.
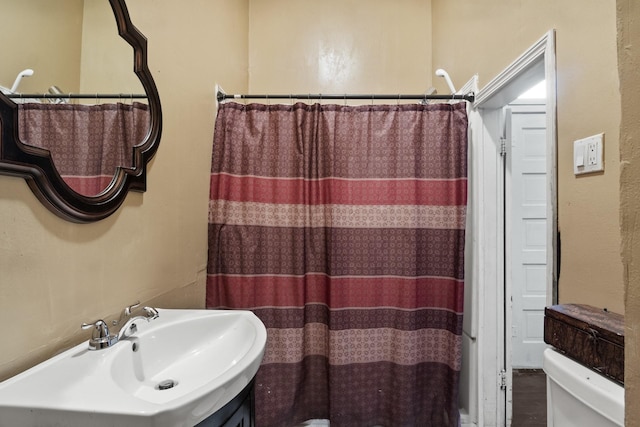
[155,379,178,390]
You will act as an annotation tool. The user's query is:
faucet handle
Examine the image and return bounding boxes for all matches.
[124,301,141,316]
[111,301,142,327]
[81,320,118,350]
[143,306,159,319]
[81,319,109,334]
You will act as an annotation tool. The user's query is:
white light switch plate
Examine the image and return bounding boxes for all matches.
[574,133,604,175]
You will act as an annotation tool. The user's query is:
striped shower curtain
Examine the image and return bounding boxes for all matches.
[207,101,468,427]
[18,102,150,196]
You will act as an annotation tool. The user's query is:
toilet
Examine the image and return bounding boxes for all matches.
[543,348,624,426]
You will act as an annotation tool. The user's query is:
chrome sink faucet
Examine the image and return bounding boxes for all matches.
[115,302,159,340]
[81,301,159,350]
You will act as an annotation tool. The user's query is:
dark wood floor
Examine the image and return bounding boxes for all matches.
[512,369,547,426]
[298,370,548,427]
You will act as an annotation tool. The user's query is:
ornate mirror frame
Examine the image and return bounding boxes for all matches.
[0,0,162,223]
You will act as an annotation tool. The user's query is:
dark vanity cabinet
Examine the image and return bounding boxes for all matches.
[197,381,255,427]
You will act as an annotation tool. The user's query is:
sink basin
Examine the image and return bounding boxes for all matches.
[0,309,267,426]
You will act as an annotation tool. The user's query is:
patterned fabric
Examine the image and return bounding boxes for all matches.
[18,102,150,196]
[207,102,468,427]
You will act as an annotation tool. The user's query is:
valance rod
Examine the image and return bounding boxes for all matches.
[5,93,147,100]
[216,90,474,103]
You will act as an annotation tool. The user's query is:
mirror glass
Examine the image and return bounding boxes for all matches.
[1,0,150,197]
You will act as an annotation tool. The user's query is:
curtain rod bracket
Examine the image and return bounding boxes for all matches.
[215,84,227,107]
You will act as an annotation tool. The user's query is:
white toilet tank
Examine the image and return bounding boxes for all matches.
[543,348,624,426]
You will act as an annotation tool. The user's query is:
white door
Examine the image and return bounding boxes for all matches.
[507,103,548,368]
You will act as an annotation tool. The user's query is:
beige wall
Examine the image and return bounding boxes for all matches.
[618,0,640,424]
[249,0,432,94]
[433,0,624,314]
[80,0,144,94]
[0,0,83,94]
[1,0,144,97]
[0,0,248,381]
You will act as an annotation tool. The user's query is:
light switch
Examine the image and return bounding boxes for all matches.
[574,133,604,175]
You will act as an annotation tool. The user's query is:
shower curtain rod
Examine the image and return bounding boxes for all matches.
[6,93,147,100]
[216,90,474,103]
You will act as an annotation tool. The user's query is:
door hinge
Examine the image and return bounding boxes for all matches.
[499,137,507,157]
[499,369,507,390]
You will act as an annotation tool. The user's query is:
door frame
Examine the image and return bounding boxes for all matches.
[466,30,557,426]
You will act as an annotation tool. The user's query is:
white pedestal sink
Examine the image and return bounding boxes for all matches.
[0,309,267,427]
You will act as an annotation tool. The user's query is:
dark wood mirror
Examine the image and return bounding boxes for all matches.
[0,0,162,223]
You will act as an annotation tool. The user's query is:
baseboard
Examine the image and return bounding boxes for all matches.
[298,416,474,427]
[297,420,329,427]
[460,408,477,427]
